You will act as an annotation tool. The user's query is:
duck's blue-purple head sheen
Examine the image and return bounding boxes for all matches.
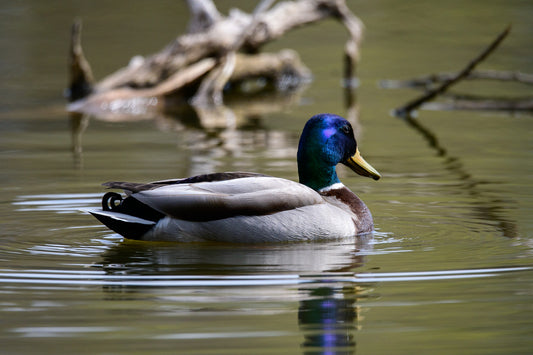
[297,113,381,191]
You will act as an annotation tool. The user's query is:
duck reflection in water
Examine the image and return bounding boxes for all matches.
[299,285,364,355]
[96,235,372,354]
[97,234,371,275]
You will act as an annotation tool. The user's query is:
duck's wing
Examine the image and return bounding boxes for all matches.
[108,175,324,222]
[103,172,267,194]
[151,172,268,185]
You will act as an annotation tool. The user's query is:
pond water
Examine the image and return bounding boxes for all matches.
[1,1,533,354]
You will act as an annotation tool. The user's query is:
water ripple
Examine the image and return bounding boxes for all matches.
[0,266,529,287]
[13,193,101,213]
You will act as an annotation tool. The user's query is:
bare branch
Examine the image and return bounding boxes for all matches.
[191,0,276,107]
[381,69,533,90]
[423,98,533,112]
[67,0,363,120]
[67,19,94,101]
[93,0,362,92]
[186,0,222,33]
[393,25,511,118]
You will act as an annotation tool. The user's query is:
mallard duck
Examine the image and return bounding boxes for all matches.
[90,113,381,242]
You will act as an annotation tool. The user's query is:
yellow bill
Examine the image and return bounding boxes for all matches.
[344,148,381,181]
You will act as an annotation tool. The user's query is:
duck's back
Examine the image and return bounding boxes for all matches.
[92,173,360,242]
[130,175,325,222]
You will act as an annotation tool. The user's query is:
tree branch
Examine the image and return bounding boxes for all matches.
[186,0,222,33]
[191,0,276,107]
[393,25,511,118]
[67,0,362,120]
[381,69,533,90]
[93,0,362,93]
[67,18,94,101]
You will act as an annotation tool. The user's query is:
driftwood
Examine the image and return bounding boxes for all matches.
[67,0,363,121]
[387,26,533,116]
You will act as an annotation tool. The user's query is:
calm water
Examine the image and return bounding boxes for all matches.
[1,1,533,354]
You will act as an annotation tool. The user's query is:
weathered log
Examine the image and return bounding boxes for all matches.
[93,0,359,92]
[185,0,222,34]
[190,0,277,106]
[67,0,363,117]
[68,51,311,120]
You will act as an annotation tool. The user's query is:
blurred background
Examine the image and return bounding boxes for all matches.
[1,1,532,354]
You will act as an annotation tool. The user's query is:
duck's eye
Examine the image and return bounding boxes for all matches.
[340,125,352,135]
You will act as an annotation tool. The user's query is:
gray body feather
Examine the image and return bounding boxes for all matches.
[91,175,370,242]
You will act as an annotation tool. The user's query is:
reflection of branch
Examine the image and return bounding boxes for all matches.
[393,26,511,117]
[335,0,364,85]
[343,85,362,138]
[68,86,307,167]
[69,112,89,169]
[402,116,517,238]
[403,116,446,156]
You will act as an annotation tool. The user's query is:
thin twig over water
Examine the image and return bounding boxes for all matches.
[393,25,512,117]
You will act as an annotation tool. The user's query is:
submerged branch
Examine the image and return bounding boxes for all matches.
[423,97,533,112]
[393,25,512,117]
[381,69,533,90]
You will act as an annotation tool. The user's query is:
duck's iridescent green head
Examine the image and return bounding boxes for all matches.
[297,113,381,191]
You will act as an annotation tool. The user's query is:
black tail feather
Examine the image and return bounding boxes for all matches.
[90,210,155,240]
[102,192,164,222]
[93,192,165,239]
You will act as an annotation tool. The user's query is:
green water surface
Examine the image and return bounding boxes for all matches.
[1,1,532,354]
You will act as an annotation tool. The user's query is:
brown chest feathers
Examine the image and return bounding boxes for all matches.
[320,187,374,234]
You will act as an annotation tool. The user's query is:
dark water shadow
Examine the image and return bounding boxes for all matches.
[400,114,517,238]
